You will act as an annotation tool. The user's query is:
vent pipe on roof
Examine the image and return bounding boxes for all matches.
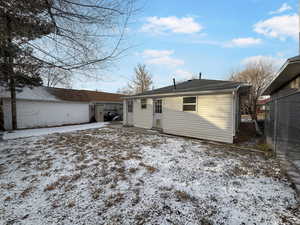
[199,72,202,79]
[173,78,176,89]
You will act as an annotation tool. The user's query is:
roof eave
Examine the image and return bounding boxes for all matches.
[263,57,300,95]
[122,87,246,99]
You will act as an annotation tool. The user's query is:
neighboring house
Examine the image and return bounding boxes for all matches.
[0,86,124,130]
[257,97,270,114]
[263,55,300,171]
[123,79,249,143]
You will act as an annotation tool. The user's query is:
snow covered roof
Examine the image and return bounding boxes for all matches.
[0,86,60,102]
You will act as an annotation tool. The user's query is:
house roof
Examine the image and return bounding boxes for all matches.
[263,55,300,95]
[46,87,124,102]
[128,79,246,98]
[0,86,124,103]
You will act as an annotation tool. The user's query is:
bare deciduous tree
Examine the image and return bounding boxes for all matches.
[116,86,133,95]
[42,68,72,88]
[119,64,153,95]
[229,58,275,127]
[129,64,153,94]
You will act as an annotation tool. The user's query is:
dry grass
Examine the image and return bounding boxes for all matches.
[44,182,59,191]
[20,186,35,198]
[91,188,102,200]
[105,193,125,208]
[44,176,70,191]
[4,196,12,201]
[0,126,296,225]
[67,201,76,208]
[129,168,139,173]
[174,190,193,202]
[1,182,16,190]
[139,162,157,174]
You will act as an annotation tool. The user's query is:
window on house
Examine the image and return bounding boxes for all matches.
[183,97,196,111]
[154,99,162,113]
[141,98,147,109]
[127,100,133,113]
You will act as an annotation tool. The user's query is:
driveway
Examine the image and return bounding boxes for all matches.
[0,126,299,225]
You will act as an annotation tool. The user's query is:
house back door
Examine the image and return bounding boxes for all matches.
[126,100,133,125]
[153,99,162,129]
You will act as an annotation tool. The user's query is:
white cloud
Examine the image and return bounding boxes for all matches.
[141,16,203,34]
[225,37,262,47]
[142,49,184,67]
[242,55,285,67]
[254,14,298,40]
[142,49,174,58]
[269,3,292,15]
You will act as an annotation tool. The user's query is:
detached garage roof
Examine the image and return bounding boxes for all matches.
[0,86,124,103]
[263,56,300,95]
[126,79,248,98]
[47,87,124,102]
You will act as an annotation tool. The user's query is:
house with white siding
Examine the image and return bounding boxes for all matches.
[123,79,249,143]
[0,86,124,130]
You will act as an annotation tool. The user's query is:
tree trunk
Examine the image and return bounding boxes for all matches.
[10,77,17,130]
[250,99,262,135]
[6,13,17,130]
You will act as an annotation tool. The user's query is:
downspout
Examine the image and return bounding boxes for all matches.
[233,85,242,138]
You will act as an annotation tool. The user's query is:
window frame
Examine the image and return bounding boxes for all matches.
[154,99,162,114]
[141,98,147,109]
[182,96,197,112]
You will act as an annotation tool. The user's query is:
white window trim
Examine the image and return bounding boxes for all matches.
[182,96,197,112]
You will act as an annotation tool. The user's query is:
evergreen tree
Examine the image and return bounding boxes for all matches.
[0,0,54,129]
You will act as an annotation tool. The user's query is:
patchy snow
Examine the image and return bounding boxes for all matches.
[2,122,108,140]
[0,127,299,225]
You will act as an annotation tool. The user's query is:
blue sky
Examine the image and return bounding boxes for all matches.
[73,0,299,92]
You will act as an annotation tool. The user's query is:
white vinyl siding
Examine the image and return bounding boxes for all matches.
[133,98,153,129]
[3,99,89,130]
[162,94,234,143]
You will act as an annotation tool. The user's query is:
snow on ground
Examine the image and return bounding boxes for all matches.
[2,122,108,140]
[0,126,299,225]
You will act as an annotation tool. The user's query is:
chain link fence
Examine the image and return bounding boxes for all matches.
[265,92,300,171]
